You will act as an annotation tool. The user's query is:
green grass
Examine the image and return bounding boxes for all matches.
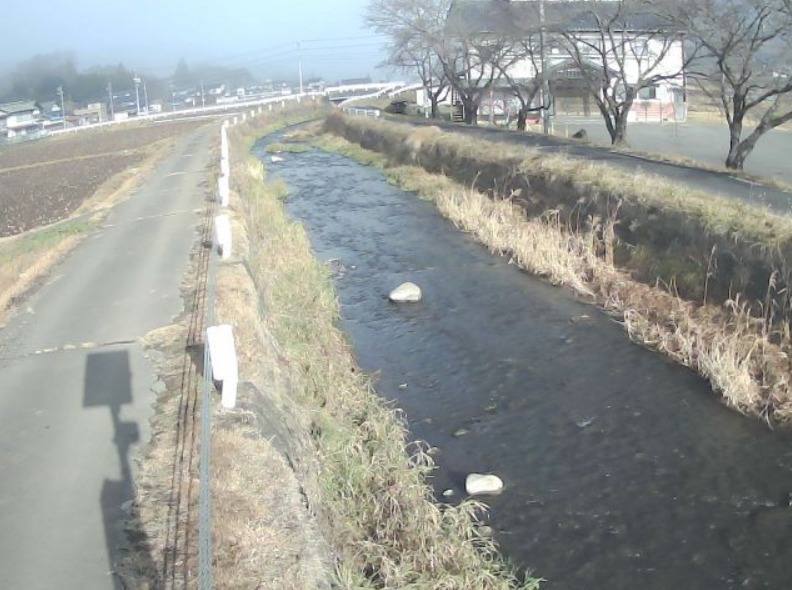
[266,141,311,154]
[311,134,387,169]
[0,219,89,261]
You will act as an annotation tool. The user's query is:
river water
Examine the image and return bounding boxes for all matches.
[256,135,792,590]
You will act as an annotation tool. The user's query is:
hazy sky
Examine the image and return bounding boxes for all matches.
[0,0,391,82]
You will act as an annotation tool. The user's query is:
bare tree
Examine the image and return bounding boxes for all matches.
[366,0,450,118]
[492,30,547,129]
[386,29,449,118]
[676,0,792,169]
[437,2,527,125]
[557,0,692,145]
[436,33,516,124]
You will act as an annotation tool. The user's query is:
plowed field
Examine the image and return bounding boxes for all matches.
[0,120,206,237]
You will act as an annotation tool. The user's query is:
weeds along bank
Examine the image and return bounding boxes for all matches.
[323,113,792,316]
[216,108,540,588]
[318,113,792,424]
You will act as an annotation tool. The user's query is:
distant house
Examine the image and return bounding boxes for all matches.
[0,101,42,138]
[73,103,107,125]
[39,100,63,121]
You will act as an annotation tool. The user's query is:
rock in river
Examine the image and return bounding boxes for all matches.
[466,473,504,496]
[389,282,422,303]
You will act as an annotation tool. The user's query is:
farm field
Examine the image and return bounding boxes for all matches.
[0,120,206,237]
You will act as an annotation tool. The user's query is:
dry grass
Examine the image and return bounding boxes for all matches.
[309,128,792,423]
[434,185,792,421]
[0,221,86,326]
[212,259,331,590]
[222,113,541,588]
[324,112,792,321]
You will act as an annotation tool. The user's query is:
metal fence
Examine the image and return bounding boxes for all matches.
[198,224,219,590]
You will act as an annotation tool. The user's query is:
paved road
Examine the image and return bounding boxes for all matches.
[550,115,792,184]
[393,115,792,214]
[0,124,213,589]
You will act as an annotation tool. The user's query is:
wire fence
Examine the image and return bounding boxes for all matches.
[198,174,221,590]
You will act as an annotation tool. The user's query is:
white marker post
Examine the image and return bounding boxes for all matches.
[217,175,230,207]
[214,214,232,260]
[207,324,238,408]
[220,128,229,153]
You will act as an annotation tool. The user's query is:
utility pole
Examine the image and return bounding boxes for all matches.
[134,74,141,115]
[142,78,149,114]
[201,80,206,107]
[57,85,66,130]
[298,41,304,94]
[539,0,550,135]
[107,81,114,120]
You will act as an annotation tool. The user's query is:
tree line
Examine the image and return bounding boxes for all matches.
[366,0,792,170]
[0,53,255,112]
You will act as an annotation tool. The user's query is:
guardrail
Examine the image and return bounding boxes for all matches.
[338,82,412,108]
[47,92,322,136]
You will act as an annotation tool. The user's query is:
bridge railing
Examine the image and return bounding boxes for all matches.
[341,107,381,118]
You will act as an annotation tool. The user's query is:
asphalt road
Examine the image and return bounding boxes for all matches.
[550,115,792,184]
[0,123,214,589]
[392,115,792,215]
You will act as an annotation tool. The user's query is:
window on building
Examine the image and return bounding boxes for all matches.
[638,85,657,100]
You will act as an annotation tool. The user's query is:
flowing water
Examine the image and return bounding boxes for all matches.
[256,135,792,590]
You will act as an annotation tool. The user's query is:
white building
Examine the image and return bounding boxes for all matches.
[445,0,688,122]
[0,102,42,138]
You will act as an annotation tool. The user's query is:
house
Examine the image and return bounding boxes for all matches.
[0,101,42,138]
[73,103,107,125]
[39,100,63,121]
[444,0,687,122]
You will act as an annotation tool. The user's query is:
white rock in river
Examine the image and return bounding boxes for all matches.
[465,473,504,496]
[271,155,285,163]
[389,282,422,303]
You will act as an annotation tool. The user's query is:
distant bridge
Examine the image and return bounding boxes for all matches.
[326,82,422,105]
[49,92,323,136]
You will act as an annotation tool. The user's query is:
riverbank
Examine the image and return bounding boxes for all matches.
[316,113,792,424]
[277,124,792,590]
[207,106,540,588]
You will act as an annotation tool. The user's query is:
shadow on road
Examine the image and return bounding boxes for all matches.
[84,350,160,588]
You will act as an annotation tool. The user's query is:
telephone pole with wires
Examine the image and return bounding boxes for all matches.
[57,85,66,130]
[298,41,304,94]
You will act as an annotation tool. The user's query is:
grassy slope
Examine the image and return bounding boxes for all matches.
[220,108,541,588]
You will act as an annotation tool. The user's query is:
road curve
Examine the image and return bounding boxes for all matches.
[0,123,214,589]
